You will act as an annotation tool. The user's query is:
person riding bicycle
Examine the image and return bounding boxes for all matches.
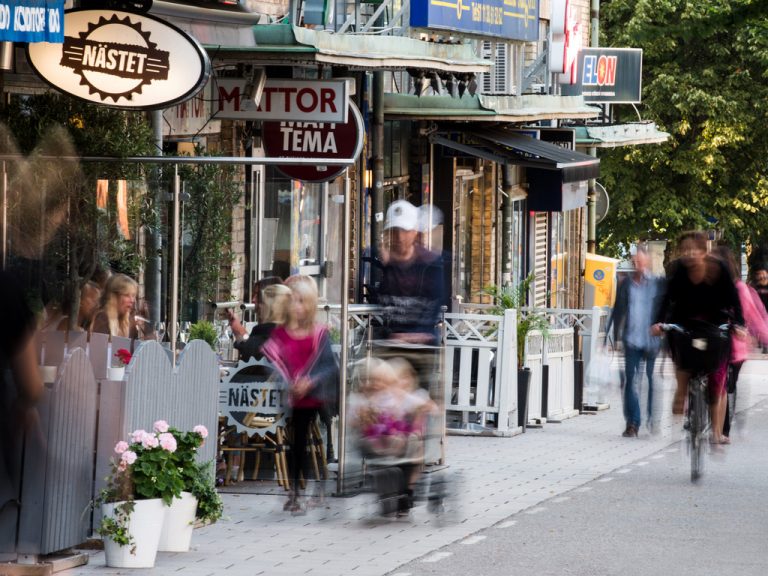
[651,231,744,445]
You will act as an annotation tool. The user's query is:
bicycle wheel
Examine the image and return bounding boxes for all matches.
[689,378,706,482]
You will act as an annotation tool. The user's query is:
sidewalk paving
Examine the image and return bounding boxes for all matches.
[64,356,768,576]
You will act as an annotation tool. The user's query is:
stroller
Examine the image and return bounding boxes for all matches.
[350,359,455,518]
[360,424,457,520]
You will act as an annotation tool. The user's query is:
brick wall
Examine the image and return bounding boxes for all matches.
[214,120,247,306]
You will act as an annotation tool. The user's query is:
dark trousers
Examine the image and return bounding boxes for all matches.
[723,361,743,437]
[289,407,319,493]
[623,346,658,428]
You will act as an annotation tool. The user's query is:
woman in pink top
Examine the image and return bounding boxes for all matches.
[261,275,339,513]
[713,247,768,441]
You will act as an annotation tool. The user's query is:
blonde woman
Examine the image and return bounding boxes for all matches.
[90,273,141,339]
[233,281,292,362]
[261,275,339,513]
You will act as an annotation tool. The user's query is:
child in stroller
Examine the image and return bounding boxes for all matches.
[351,356,437,517]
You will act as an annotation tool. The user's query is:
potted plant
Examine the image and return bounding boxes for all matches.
[188,320,218,352]
[108,348,131,380]
[190,460,224,526]
[157,422,219,552]
[481,272,550,430]
[96,426,184,567]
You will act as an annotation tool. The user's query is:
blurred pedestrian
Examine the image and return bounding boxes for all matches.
[375,200,445,345]
[712,246,768,441]
[749,266,768,312]
[606,246,664,437]
[1,270,44,543]
[652,231,744,445]
[261,275,339,514]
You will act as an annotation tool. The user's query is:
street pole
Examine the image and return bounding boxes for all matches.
[337,172,351,495]
[586,0,600,254]
[372,70,385,244]
[170,166,180,361]
[147,110,163,323]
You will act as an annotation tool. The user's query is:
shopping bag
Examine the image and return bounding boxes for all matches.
[584,346,619,404]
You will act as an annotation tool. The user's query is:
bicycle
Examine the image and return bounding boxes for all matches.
[660,322,730,482]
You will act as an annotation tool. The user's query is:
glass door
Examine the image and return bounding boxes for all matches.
[452,172,482,308]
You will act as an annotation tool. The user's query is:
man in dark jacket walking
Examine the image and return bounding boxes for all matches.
[607,246,665,437]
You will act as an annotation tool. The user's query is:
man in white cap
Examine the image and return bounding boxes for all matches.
[375,199,445,345]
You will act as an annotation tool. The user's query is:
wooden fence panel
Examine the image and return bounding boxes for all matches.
[18,349,97,554]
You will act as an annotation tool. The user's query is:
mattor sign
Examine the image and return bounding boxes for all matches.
[27,9,210,110]
[262,101,363,183]
[215,78,348,123]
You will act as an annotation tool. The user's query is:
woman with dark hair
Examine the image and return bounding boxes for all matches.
[652,231,744,444]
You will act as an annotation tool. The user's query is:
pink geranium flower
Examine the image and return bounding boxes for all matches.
[158,432,177,452]
[114,441,129,454]
[131,429,147,443]
[121,450,137,465]
[193,425,209,439]
[141,433,159,449]
[153,420,169,433]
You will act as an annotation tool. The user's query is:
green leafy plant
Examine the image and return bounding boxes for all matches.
[96,501,136,553]
[481,272,550,367]
[189,320,218,351]
[95,421,186,551]
[189,461,224,525]
[162,423,222,524]
[179,149,242,306]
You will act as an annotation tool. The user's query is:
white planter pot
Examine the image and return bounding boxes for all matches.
[107,366,126,380]
[158,491,198,552]
[102,498,166,568]
[38,365,57,383]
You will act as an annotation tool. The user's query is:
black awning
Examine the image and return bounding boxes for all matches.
[432,128,600,183]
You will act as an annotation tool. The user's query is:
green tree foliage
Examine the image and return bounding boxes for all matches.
[597,0,768,259]
[179,152,242,305]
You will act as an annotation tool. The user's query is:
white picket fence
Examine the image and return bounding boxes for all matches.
[524,328,577,422]
[446,305,609,431]
[442,310,518,433]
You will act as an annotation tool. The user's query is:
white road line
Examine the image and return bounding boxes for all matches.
[422,552,453,563]
[524,507,547,515]
[616,468,632,474]
[575,487,592,492]
[636,461,650,466]
[461,535,487,545]
[552,496,571,503]
[598,477,614,483]
[497,520,517,528]
[651,454,665,459]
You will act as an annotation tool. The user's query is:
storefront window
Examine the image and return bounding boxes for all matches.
[264,167,324,279]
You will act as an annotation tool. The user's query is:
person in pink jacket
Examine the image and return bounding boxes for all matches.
[713,246,768,441]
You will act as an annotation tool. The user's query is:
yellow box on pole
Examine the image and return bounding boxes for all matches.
[584,253,619,308]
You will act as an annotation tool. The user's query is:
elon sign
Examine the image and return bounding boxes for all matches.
[27,9,211,110]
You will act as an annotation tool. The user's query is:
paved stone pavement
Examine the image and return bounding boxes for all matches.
[64,356,768,576]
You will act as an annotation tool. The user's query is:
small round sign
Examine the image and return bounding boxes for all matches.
[262,101,363,183]
[593,269,605,281]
